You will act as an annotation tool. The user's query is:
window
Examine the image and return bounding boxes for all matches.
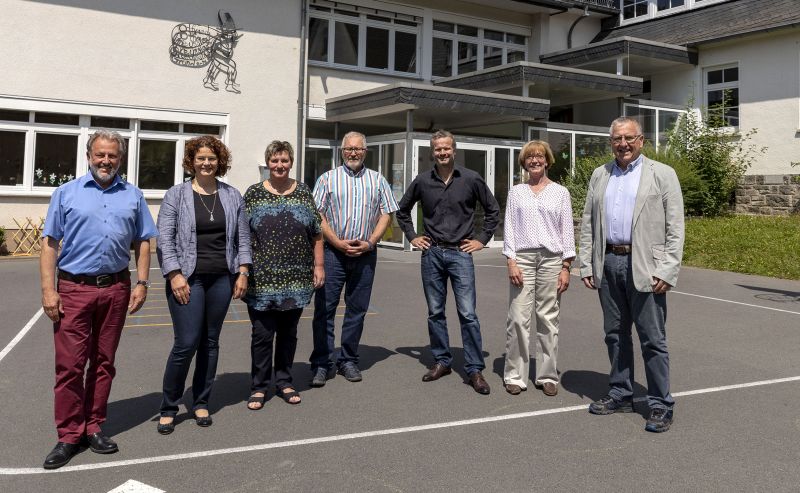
[656,0,684,11]
[308,1,421,76]
[622,0,648,20]
[0,101,226,194]
[0,131,25,186]
[705,65,739,127]
[623,102,685,148]
[432,21,527,78]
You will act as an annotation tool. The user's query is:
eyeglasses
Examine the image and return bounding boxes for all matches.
[524,154,547,161]
[342,147,366,154]
[610,135,642,144]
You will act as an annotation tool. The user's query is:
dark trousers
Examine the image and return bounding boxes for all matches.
[248,307,303,392]
[599,252,674,410]
[53,279,130,444]
[310,245,376,371]
[160,273,233,417]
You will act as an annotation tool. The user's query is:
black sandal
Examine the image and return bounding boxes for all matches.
[247,393,266,411]
[278,388,301,405]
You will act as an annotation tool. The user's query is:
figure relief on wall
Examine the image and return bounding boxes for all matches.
[169,10,243,94]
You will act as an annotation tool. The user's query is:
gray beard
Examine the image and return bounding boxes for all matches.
[89,164,117,185]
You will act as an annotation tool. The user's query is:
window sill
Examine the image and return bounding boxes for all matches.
[0,187,167,200]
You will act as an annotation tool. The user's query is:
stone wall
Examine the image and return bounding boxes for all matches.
[735,174,800,215]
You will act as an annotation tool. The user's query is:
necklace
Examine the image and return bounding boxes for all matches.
[194,185,218,221]
[266,179,293,195]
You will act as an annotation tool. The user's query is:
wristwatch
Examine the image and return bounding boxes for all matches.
[366,240,375,251]
[136,280,152,289]
[238,271,250,277]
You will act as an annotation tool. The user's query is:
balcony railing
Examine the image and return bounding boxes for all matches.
[524,0,620,14]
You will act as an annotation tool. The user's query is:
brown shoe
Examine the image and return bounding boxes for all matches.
[469,371,491,395]
[542,382,558,396]
[505,384,522,395]
[422,362,452,382]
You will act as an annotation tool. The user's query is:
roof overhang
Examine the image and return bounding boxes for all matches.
[325,83,549,129]
[540,36,698,76]
[434,61,642,106]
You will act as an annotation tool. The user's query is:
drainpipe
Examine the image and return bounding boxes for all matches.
[296,0,308,179]
[567,6,589,50]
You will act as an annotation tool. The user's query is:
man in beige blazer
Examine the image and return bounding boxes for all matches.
[578,116,684,433]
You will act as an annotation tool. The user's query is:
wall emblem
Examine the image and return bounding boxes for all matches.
[170,10,243,93]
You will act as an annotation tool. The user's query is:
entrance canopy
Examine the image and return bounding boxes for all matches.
[325,82,549,130]
[539,37,697,77]
[435,61,643,106]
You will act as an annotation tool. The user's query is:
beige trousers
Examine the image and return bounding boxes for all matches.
[503,249,562,388]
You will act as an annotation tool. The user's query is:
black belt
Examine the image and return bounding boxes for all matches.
[58,269,130,287]
[431,240,461,250]
[606,244,632,255]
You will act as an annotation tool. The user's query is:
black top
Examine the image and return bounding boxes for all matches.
[193,190,228,275]
[396,165,500,245]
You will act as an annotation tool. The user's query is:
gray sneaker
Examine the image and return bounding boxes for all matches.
[310,368,329,387]
[337,363,362,382]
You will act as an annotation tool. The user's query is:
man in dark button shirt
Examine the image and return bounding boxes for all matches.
[396,130,500,395]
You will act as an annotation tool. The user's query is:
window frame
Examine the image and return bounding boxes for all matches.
[430,21,528,79]
[703,64,739,129]
[620,0,729,25]
[307,4,422,78]
[0,96,227,198]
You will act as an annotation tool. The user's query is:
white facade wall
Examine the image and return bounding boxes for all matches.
[649,30,800,175]
[0,0,302,228]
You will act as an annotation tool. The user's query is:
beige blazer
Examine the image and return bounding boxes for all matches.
[578,157,685,292]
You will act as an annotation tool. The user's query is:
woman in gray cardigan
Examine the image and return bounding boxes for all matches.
[155,136,251,434]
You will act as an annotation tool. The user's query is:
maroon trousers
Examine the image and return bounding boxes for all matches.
[53,279,130,443]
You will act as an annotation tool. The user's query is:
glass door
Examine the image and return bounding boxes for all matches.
[411,140,504,248]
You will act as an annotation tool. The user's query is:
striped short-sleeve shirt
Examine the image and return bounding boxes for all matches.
[313,164,399,241]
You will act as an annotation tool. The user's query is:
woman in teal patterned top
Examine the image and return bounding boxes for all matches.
[243,140,323,409]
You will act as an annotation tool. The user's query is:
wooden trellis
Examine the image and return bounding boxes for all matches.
[11,217,45,256]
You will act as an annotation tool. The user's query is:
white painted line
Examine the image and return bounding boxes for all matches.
[0,308,43,365]
[671,291,800,316]
[2,374,798,475]
[108,479,164,493]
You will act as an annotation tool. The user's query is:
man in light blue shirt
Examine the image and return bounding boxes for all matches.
[579,117,684,433]
[40,130,157,469]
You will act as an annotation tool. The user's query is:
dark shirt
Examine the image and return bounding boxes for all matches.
[396,165,500,245]
[193,191,228,275]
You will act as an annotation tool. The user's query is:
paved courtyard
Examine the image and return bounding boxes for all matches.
[1,249,798,492]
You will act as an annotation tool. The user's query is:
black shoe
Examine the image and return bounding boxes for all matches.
[157,417,176,435]
[43,442,80,469]
[310,368,331,387]
[86,432,118,454]
[194,412,213,427]
[588,395,634,415]
[645,408,674,433]
[337,363,363,382]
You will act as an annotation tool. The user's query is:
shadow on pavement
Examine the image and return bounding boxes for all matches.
[396,345,491,380]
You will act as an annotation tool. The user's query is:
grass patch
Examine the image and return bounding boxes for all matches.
[684,215,800,279]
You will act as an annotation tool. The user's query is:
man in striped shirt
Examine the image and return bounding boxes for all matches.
[310,131,399,386]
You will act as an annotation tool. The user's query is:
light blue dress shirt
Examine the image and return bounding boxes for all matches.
[604,155,643,245]
[43,173,158,275]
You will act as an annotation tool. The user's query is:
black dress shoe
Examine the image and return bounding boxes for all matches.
[86,432,119,454]
[43,442,80,469]
[469,371,491,395]
[422,362,452,382]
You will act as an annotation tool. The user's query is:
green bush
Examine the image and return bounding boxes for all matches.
[0,227,5,254]
[667,103,765,216]
[561,153,611,218]
[644,144,707,216]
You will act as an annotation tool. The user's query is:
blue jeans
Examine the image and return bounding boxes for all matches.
[160,273,234,417]
[599,252,674,410]
[421,246,485,375]
[310,244,376,371]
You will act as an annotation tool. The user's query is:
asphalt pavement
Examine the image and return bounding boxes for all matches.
[0,249,798,492]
